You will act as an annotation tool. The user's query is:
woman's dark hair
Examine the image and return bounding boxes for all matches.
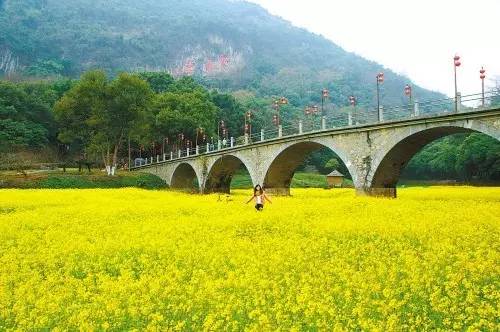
[254,184,263,195]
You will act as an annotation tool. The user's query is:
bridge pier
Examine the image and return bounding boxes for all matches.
[356,188,397,198]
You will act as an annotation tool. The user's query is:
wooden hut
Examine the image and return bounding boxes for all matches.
[326,170,344,188]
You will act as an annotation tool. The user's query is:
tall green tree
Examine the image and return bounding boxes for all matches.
[55,70,153,174]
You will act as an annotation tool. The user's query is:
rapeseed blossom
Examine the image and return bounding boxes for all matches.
[0,187,498,330]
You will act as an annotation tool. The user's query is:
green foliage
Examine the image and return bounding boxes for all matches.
[324,158,340,172]
[151,77,218,142]
[54,70,153,168]
[0,79,71,151]
[138,72,174,93]
[0,171,167,189]
[403,133,500,182]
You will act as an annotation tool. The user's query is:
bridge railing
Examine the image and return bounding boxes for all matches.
[132,89,500,169]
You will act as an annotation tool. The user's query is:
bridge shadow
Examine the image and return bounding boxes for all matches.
[205,155,252,194]
[170,163,200,193]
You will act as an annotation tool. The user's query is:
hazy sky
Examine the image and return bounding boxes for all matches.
[247,0,499,97]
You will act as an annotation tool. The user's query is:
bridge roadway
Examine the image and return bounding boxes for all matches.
[133,105,500,198]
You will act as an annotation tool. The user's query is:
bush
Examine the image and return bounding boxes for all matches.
[0,172,167,190]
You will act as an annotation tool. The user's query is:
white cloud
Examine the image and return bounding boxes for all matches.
[247,0,500,96]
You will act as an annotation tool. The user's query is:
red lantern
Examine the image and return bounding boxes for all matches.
[404,84,412,96]
[480,67,486,79]
[377,72,384,83]
[454,55,461,67]
[349,96,356,106]
[322,89,329,98]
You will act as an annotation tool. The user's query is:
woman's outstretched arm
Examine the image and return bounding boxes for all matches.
[264,193,272,204]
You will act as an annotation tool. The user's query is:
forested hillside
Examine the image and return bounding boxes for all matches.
[0,0,444,107]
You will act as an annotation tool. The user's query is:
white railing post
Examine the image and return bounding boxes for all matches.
[196,145,199,155]
[178,150,181,158]
[218,140,221,150]
[170,151,173,160]
[163,154,166,162]
[245,134,249,145]
[278,125,283,138]
[150,157,153,164]
[156,155,160,163]
[299,120,303,134]
[261,129,265,141]
[348,112,353,126]
[414,101,419,117]
[187,148,190,157]
[206,143,210,152]
[230,137,234,148]
[321,116,326,130]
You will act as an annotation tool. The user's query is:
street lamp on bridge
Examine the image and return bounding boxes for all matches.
[244,111,252,137]
[480,67,486,107]
[404,84,413,105]
[376,72,384,121]
[321,89,329,116]
[218,120,225,142]
[454,54,461,112]
[272,97,288,127]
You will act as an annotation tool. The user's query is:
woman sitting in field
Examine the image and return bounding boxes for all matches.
[246,184,272,211]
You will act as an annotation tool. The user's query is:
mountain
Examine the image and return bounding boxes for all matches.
[0,0,444,107]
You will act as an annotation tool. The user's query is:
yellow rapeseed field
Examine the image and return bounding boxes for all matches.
[0,187,499,331]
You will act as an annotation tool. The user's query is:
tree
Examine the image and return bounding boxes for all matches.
[0,80,58,152]
[138,72,175,93]
[211,91,246,140]
[55,70,153,175]
[152,90,218,145]
[324,158,340,172]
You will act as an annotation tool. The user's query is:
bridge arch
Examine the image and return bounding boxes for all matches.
[204,154,253,194]
[262,139,355,195]
[170,162,201,192]
[369,123,500,197]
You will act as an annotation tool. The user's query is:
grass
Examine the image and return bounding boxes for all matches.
[231,171,353,189]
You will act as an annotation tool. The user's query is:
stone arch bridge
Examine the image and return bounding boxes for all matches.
[133,107,500,197]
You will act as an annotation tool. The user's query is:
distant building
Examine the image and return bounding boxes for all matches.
[326,170,344,188]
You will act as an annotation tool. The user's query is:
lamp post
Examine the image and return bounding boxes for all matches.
[480,67,486,107]
[404,84,413,104]
[376,72,384,121]
[349,95,356,107]
[178,133,184,153]
[244,111,252,137]
[195,127,204,147]
[321,89,329,116]
[454,54,461,112]
[162,137,169,155]
[272,114,279,127]
[272,97,288,127]
[348,96,356,126]
[304,105,319,129]
[218,120,225,142]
